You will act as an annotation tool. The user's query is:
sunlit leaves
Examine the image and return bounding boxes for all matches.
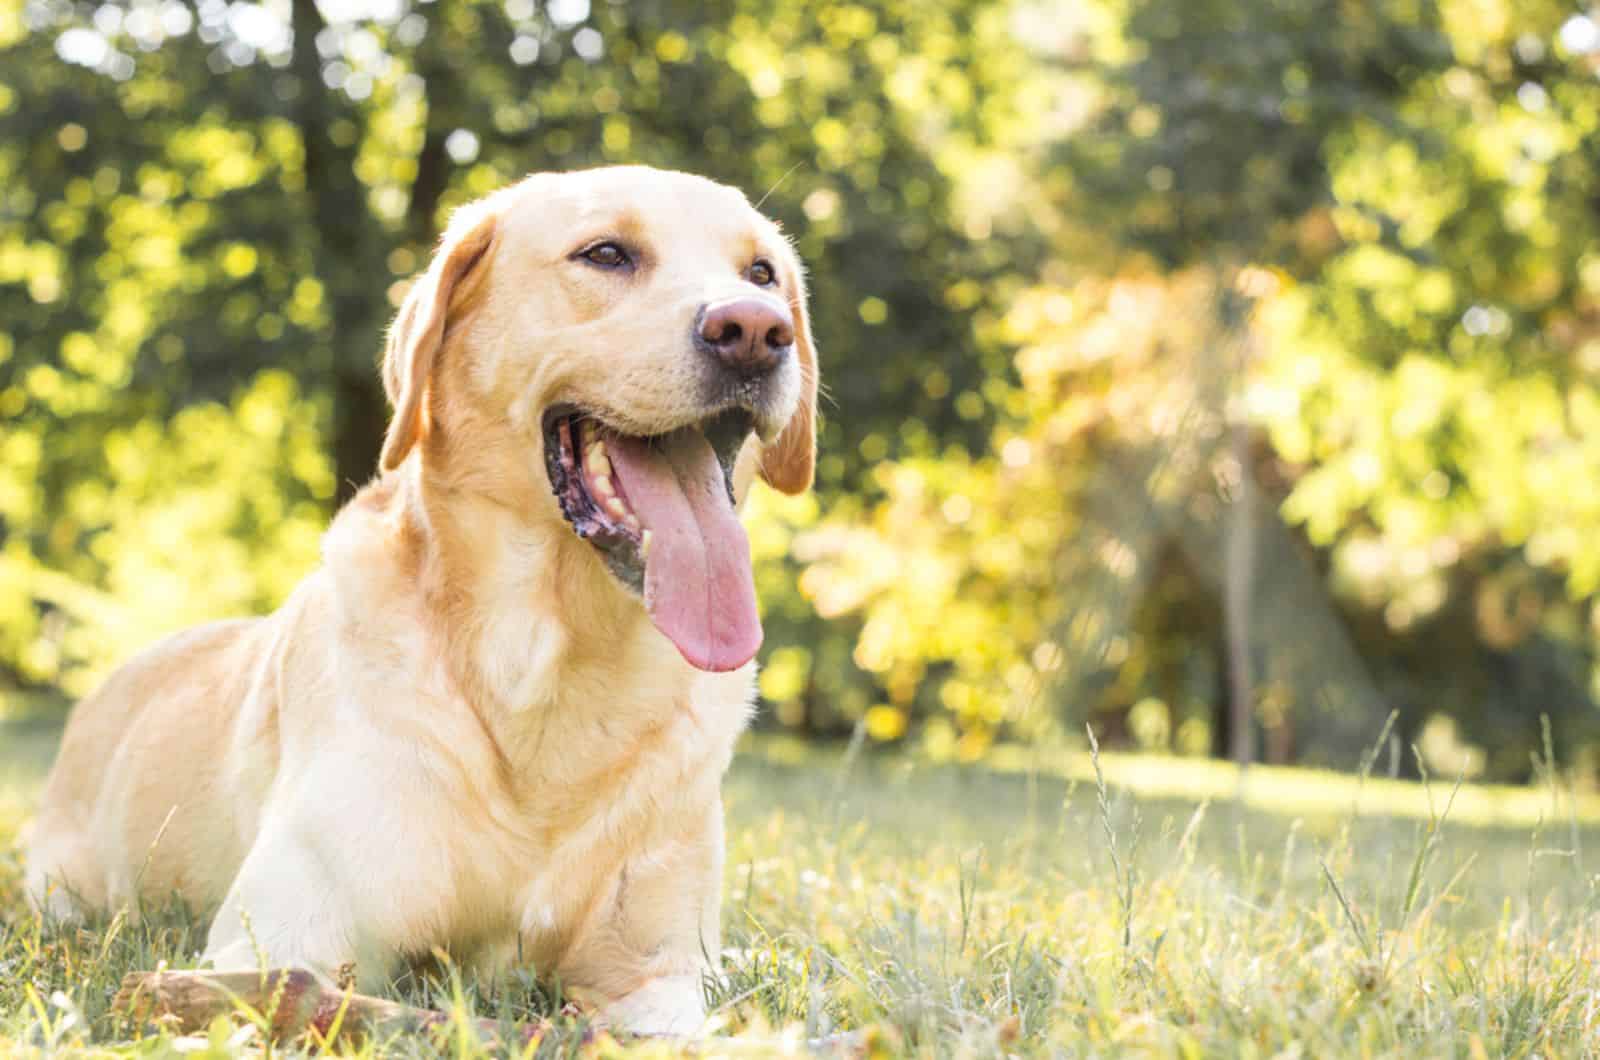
[12,0,1596,776]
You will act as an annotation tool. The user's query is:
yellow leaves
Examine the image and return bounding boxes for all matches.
[167,124,267,197]
[797,523,899,619]
[1413,269,1455,314]
[1000,288,1073,351]
[812,116,852,168]
[262,118,302,170]
[852,614,900,672]
[1389,356,1457,438]
[802,187,840,222]
[1127,697,1172,749]
[857,296,888,325]
[56,122,87,152]
[353,152,388,189]
[955,724,993,761]
[289,276,325,326]
[1337,244,1414,291]
[601,115,631,155]
[24,364,61,404]
[748,66,784,100]
[782,262,1395,750]
[135,165,182,203]
[0,1,22,48]
[219,242,258,279]
[0,430,41,514]
[22,371,333,694]
[760,646,813,705]
[819,4,878,45]
[786,436,1061,740]
[864,705,907,741]
[0,240,64,303]
[462,162,512,197]
[654,31,690,63]
[727,35,785,99]
[884,56,932,112]
[944,279,982,311]
[935,67,973,111]
[59,332,124,387]
[954,391,985,419]
[237,378,289,439]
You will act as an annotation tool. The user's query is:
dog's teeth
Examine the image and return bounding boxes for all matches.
[606,497,629,519]
[588,447,611,477]
[593,474,614,497]
[641,529,652,559]
[624,514,640,531]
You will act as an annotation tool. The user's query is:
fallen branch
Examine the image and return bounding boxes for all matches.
[114,968,866,1053]
[114,968,553,1047]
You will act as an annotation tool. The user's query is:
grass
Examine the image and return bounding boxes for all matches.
[2,718,1599,1056]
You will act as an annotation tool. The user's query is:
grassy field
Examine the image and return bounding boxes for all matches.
[2,720,1598,1056]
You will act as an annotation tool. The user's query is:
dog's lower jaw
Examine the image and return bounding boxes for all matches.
[597,974,708,1037]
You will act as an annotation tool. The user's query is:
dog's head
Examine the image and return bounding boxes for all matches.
[378,166,819,673]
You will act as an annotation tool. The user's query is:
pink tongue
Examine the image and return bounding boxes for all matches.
[605,430,762,672]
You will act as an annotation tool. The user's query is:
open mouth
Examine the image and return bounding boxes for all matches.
[542,405,763,672]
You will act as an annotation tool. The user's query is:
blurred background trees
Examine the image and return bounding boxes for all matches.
[4,0,1600,783]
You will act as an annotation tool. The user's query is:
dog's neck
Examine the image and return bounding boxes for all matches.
[321,447,753,806]
[393,455,706,728]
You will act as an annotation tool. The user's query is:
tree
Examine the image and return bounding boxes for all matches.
[0,0,1030,703]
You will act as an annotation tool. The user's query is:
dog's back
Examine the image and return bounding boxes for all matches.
[26,616,274,917]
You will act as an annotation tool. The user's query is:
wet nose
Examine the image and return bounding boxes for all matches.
[695,297,795,376]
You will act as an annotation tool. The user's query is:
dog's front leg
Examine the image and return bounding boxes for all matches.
[204,812,359,980]
[555,803,727,1037]
[203,752,437,989]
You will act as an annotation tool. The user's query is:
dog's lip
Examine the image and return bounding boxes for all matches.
[540,403,755,592]
[541,400,774,443]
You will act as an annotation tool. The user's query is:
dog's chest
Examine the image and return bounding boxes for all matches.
[464,666,752,963]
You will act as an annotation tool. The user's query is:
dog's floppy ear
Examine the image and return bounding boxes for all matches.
[758,263,819,495]
[380,205,498,472]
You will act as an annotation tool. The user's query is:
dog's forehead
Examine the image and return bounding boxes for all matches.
[505,167,774,250]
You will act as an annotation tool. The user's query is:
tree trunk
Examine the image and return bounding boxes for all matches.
[290,0,386,505]
[1222,313,1257,766]
[1224,426,1255,765]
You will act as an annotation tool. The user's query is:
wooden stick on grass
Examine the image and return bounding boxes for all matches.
[115,968,866,1052]
[114,968,554,1047]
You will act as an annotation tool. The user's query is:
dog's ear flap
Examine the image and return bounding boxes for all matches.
[380,206,498,472]
[759,266,819,495]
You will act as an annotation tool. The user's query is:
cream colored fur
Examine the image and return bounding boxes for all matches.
[24,166,819,1036]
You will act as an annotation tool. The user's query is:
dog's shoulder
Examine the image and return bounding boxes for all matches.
[317,474,428,628]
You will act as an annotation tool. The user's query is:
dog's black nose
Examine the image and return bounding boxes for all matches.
[695,297,794,376]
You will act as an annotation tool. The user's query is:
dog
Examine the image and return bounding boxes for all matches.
[25,165,818,1035]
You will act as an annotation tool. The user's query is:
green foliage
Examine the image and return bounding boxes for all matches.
[0,0,1027,712]
[1068,0,1452,269]
[776,0,1600,777]
[1245,0,1600,769]
[0,373,330,696]
[7,0,1600,780]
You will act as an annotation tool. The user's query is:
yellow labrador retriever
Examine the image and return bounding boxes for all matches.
[25,165,818,1035]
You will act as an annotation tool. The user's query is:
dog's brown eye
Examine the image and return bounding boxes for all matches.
[747,259,777,287]
[579,242,632,269]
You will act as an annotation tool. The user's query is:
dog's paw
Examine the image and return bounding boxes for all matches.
[599,975,707,1037]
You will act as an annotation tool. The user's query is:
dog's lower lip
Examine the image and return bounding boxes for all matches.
[542,405,752,591]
